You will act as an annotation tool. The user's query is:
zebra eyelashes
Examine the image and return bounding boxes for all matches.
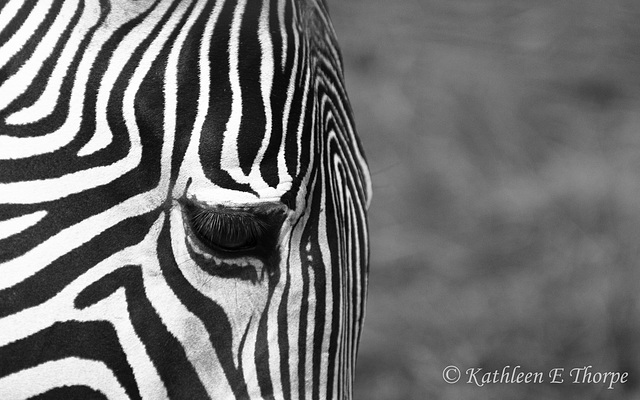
[184,202,277,254]
[188,208,265,253]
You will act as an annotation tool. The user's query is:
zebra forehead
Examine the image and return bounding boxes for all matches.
[109,0,319,202]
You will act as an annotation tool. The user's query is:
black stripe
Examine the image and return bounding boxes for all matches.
[172,0,216,183]
[296,213,312,400]
[0,1,32,48]
[316,61,370,205]
[301,171,327,400]
[0,1,63,77]
[199,0,254,194]
[254,292,274,397]
[135,0,199,188]
[283,22,309,182]
[0,0,108,149]
[0,321,141,400]
[158,212,251,399]
[0,210,159,319]
[257,2,290,189]
[0,1,83,128]
[236,0,266,176]
[323,153,342,399]
[30,386,108,400]
[0,0,159,182]
[75,264,211,399]
[277,258,292,399]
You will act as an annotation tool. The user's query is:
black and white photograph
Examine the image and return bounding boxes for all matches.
[1,1,639,399]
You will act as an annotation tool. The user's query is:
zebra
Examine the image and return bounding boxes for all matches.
[0,0,371,399]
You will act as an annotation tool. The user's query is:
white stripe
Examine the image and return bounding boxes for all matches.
[304,227,317,399]
[131,209,232,399]
[265,267,285,399]
[286,202,317,400]
[0,0,53,72]
[78,0,177,156]
[0,283,167,399]
[169,207,257,399]
[320,70,373,209]
[0,220,173,398]
[240,316,264,400]
[0,0,25,38]
[317,168,334,399]
[220,0,248,184]
[7,0,101,125]
[0,187,161,291]
[172,0,258,205]
[0,210,46,241]
[220,0,291,198]
[0,132,142,203]
[328,146,348,399]
[265,224,300,398]
[265,163,312,398]
[163,1,236,396]
[0,358,128,400]
[0,1,145,159]
[0,0,78,112]
[277,0,287,70]
[286,229,303,400]
[295,66,310,177]
[0,1,186,201]
[247,0,274,188]
[175,0,291,201]
[277,6,299,188]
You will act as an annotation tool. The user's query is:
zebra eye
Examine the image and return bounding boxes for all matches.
[185,204,267,253]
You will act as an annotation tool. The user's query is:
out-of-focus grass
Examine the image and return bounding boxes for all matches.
[327,0,640,399]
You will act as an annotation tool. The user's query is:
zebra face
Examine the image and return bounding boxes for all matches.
[0,0,371,399]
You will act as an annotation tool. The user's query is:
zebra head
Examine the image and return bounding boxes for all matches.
[0,0,371,399]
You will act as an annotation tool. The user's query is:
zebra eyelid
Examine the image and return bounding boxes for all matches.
[181,200,288,254]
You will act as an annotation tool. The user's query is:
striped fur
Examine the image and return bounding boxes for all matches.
[0,1,371,399]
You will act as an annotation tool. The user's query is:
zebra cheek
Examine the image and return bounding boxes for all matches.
[167,203,271,353]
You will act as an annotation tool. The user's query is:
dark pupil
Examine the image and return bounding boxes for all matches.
[211,234,255,251]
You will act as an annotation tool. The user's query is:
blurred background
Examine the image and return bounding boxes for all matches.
[327,1,640,399]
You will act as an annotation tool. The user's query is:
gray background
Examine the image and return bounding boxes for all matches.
[328,1,640,399]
